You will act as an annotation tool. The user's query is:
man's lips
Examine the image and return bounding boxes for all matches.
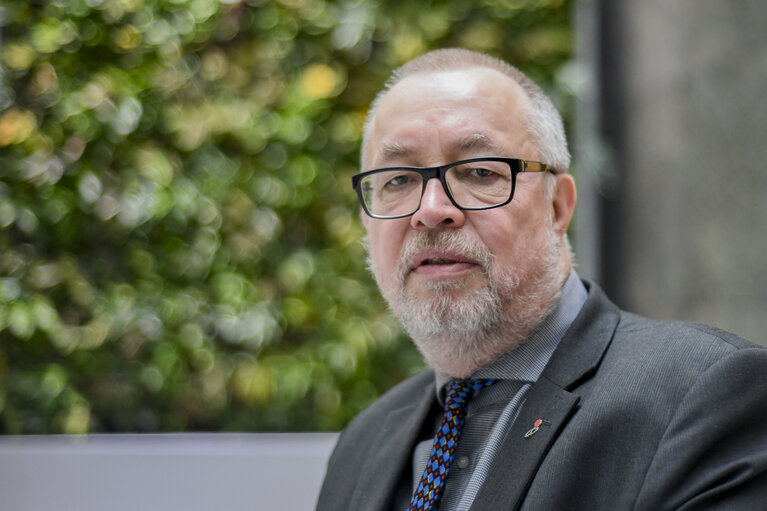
[408,250,479,275]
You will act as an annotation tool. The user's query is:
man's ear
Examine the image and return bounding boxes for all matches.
[551,173,577,235]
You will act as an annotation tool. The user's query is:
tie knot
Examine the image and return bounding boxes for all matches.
[444,378,496,411]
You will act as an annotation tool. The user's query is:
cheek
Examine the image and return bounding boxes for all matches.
[474,202,547,265]
[367,222,407,280]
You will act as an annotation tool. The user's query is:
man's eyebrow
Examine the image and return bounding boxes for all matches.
[376,143,410,166]
[458,133,507,155]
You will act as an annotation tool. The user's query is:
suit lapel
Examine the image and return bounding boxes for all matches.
[348,380,436,511]
[540,281,622,391]
[470,281,621,510]
[469,378,579,510]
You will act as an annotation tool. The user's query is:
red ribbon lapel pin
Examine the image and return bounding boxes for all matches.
[524,418,546,438]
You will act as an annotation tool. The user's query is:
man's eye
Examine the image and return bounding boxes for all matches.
[469,167,494,178]
[386,174,411,187]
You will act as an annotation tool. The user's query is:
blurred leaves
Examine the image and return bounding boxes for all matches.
[0,0,573,433]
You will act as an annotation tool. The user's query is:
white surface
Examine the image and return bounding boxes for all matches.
[0,433,338,511]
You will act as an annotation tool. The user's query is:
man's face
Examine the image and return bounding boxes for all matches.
[362,67,572,377]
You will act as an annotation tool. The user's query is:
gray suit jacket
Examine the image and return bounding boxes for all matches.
[316,281,767,510]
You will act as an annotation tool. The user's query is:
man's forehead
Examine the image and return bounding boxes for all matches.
[364,66,535,167]
[393,69,483,96]
[376,133,508,167]
[386,67,528,103]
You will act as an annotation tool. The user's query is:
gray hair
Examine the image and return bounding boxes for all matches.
[360,48,571,175]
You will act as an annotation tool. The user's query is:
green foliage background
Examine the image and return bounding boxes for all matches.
[0,0,573,434]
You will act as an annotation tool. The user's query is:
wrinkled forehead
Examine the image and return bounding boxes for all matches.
[377,68,531,122]
[364,68,535,168]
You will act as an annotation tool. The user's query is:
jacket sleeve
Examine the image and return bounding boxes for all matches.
[633,347,767,510]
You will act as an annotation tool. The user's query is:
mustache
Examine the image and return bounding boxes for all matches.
[396,230,495,284]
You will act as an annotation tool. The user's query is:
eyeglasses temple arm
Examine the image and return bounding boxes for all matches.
[520,160,554,174]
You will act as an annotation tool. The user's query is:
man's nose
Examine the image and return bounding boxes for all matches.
[410,178,465,229]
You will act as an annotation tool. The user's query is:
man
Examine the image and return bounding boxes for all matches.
[316,48,767,510]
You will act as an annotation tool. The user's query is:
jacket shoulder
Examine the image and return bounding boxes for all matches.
[615,309,763,356]
[342,368,434,435]
[316,369,435,510]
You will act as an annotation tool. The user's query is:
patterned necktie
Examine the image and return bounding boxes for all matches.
[407,378,497,511]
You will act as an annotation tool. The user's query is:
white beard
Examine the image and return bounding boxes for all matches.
[369,228,565,378]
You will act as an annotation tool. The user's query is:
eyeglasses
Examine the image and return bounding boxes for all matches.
[351,157,553,219]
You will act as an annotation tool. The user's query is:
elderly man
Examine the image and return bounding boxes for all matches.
[316,49,767,510]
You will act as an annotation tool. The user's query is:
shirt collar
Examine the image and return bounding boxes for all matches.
[435,270,587,397]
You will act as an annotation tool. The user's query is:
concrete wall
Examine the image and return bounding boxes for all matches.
[0,433,337,511]
[576,0,767,346]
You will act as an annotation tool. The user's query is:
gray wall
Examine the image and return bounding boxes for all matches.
[0,433,337,511]
[575,0,767,346]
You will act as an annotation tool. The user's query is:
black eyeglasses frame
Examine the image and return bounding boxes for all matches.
[351,156,553,219]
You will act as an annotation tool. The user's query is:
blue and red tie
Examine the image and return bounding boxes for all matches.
[407,378,496,511]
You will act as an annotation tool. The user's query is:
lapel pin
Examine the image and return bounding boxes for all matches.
[524,418,544,438]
